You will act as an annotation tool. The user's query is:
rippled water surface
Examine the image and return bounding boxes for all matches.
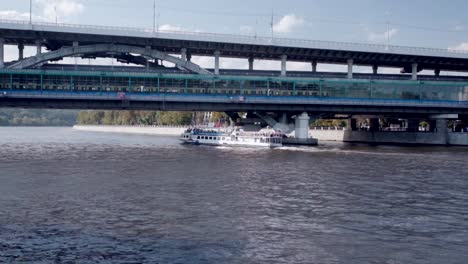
[0,127,467,263]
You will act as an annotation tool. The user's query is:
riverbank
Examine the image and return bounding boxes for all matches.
[73,125,187,136]
[73,125,468,146]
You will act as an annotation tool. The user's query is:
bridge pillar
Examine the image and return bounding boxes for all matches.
[248,57,254,71]
[369,118,380,132]
[281,54,287,76]
[348,118,357,131]
[295,112,310,140]
[436,119,448,133]
[18,43,24,60]
[144,46,152,70]
[411,63,418,80]
[279,112,288,125]
[372,65,378,74]
[434,69,440,77]
[35,40,42,55]
[347,59,353,79]
[311,60,317,73]
[0,38,4,68]
[406,119,420,132]
[214,50,221,75]
[181,48,187,61]
[73,42,79,70]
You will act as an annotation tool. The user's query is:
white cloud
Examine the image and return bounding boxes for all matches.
[0,1,83,23]
[454,25,464,31]
[35,0,84,22]
[273,14,304,33]
[449,42,468,51]
[367,28,398,43]
[0,10,31,21]
[158,24,185,32]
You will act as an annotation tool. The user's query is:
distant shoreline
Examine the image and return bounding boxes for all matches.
[73,125,187,136]
[0,125,75,127]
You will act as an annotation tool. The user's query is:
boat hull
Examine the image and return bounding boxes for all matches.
[179,133,282,148]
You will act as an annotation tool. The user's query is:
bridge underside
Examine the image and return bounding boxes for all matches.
[1,96,466,117]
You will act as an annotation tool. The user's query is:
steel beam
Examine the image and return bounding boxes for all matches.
[7,44,213,75]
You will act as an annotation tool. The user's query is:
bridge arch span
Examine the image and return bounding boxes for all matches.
[6,44,213,75]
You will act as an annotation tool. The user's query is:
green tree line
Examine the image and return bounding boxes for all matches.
[0,109,78,126]
[77,111,214,126]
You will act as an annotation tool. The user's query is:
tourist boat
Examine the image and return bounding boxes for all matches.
[180,127,283,148]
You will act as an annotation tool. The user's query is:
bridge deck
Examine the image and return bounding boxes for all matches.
[0,69,467,115]
[1,19,468,71]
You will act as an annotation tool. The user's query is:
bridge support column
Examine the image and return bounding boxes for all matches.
[145,46,152,70]
[348,118,357,131]
[73,42,79,70]
[369,118,380,132]
[181,48,187,61]
[436,119,448,133]
[214,50,220,75]
[406,119,420,132]
[35,40,42,55]
[435,69,440,77]
[18,43,24,60]
[248,57,254,71]
[312,60,317,73]
[279,113,288,126]
[347,59,353,79]
[281,54,287,77]
[372,65,378,74]
[412,63,418,80]
[295,112,310,140]
[0,38,4,68]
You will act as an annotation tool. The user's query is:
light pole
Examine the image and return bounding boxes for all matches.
[29,0,32,24]
[385,11,391,50]
[153,0,156,33]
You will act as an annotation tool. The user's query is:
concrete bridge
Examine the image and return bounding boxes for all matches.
[0,19,468,144]
[2,19,468,78]
[0,68,467,144]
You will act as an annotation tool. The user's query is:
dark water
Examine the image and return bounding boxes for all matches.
[0,127,467,264]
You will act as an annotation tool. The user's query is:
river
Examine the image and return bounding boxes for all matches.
[0,127,467,263]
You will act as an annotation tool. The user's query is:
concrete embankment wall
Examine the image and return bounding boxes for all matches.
[310,128,468,146]
[343,130,468,146]
[310,129,346,142]
[73,125,187,136]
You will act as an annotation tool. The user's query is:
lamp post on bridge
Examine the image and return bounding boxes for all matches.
[29,0,32,24]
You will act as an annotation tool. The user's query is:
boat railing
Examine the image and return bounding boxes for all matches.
[235,132,284,138]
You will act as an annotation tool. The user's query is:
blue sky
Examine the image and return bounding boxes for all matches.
[2,0,468,72]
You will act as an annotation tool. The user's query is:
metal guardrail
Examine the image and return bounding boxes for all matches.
[1,19,468,58]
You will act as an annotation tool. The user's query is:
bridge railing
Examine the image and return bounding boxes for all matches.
[1,90,467,109]
[1,19,468,58]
